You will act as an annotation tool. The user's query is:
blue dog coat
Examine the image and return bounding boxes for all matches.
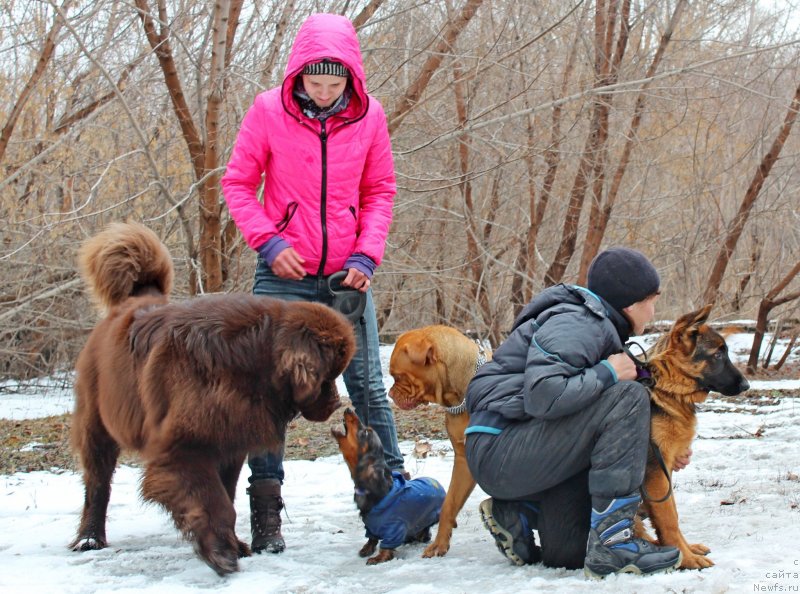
[362,472,446,549]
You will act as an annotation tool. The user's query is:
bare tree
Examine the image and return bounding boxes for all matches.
[703,80,800,307]
[133,0,242,293]
[747,260,800,374]
[544,0,631,286]
[0,0,72,163]
[577,0,687,282]
[387,0,485,134]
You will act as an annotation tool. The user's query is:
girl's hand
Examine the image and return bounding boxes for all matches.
[607,352,637,381]
[342,268,370,293]
[272,247,306,280]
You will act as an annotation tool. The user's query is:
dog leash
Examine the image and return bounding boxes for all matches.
[639,442,674,503]
[623,341,674,503]
[442,341,488,415]
[327,272,370,426]
[623,340,655,388]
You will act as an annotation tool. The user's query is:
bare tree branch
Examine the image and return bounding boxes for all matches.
[0,0,72,163]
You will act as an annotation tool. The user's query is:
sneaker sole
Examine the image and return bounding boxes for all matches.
[479,499,526,566]
[584,551,683,579]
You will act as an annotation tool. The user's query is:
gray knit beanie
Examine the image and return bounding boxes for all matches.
[587,247,660,313]
[301,59,349,78]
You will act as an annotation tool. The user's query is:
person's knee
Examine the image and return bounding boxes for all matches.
[614,380,650,417]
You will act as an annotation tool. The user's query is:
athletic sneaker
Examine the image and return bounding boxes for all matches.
[479,497,541,565]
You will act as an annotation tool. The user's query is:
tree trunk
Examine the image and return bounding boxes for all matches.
[198,0,231,294]
[703,82,800,306]
[135,0,241,294]
[545,0,626,286]
[453,61,496,342]
[353,0,387,28]
[260,0,296,88]
[578,0,685,282]
[746,259,800,373]
[387,0,485,135]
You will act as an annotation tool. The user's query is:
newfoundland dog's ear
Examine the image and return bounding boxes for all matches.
[274,303,356,409]
[277,346,321,403]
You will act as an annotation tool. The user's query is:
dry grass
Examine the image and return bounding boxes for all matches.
[0,399,449,475]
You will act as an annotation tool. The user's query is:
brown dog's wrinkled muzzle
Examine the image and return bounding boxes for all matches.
[388,382,425,411]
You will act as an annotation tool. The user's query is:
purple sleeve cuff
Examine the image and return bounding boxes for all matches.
[344,253,377,279]
[257,236,291,266]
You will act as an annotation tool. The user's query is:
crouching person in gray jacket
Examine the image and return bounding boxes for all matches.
[464,247,682,578]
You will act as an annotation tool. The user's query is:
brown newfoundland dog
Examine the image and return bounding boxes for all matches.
[69,222,355,575]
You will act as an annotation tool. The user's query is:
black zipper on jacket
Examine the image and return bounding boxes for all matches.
[316,118,328,276]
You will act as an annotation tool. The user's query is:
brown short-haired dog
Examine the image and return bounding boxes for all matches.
[388,325,488,557]
[331,408,445,564]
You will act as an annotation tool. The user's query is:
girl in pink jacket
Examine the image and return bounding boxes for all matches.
[221,13,405,556]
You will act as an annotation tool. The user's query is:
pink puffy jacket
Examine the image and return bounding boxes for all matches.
[221,13,395,276]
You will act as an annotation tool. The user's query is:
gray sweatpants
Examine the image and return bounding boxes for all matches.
[464,380,650,500]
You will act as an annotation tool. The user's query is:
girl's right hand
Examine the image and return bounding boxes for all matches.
[271,247,306,280]
[606,352,637,381]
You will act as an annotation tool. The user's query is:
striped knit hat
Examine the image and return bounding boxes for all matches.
[302,59,349,78]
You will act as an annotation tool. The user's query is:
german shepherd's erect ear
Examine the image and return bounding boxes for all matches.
[666,304,713,354]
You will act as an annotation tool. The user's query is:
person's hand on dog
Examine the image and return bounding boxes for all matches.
[272,247,306,280]
[342,267,370,292]
[607,352,637,381]
[673,447,692,471]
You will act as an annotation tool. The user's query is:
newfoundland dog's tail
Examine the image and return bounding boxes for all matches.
[78,222,174,312]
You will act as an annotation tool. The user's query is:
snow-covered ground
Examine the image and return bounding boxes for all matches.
[0,333,798,593]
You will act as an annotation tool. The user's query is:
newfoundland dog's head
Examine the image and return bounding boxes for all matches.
[274,301,356,422]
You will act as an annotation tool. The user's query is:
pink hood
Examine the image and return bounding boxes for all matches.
[221,13,395,275]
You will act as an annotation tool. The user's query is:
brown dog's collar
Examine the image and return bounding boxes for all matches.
[443,342,488,415]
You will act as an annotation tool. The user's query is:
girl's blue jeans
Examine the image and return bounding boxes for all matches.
[247,259,404,482]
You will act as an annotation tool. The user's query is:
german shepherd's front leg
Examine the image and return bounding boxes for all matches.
[423,413,476,557]
[640,466,713,569]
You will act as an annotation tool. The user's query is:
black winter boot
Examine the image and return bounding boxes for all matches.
[584,494,681,578]
[247,479,285,554]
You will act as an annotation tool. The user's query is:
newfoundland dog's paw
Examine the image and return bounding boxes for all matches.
[199,543,240,576]
[69,535,106,552]
[237,538,252,558]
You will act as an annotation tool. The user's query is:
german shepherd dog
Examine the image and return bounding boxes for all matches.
[331,408,445,564]
[541,305,750,570]
[70,222,355,575]
[632,304,750,569]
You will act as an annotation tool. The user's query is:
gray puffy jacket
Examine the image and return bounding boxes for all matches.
[466,284,630,428]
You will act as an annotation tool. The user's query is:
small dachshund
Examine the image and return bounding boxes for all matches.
[331,408,446,564]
